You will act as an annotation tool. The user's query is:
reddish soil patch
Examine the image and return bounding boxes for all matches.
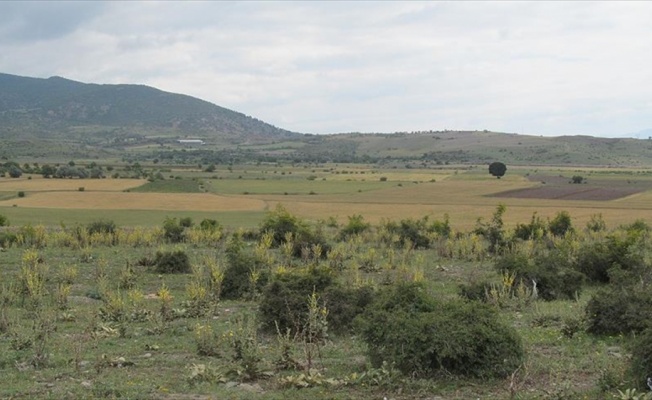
[492,175,651,201]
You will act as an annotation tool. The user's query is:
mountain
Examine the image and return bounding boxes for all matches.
[0,72,297,142]
[2,72,652,167]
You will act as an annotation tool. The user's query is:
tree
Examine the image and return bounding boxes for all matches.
[8,165,22,178]
[488,162,507,179]
[41,165,57,178]
[571,175,584,184]
[549,211,573,237]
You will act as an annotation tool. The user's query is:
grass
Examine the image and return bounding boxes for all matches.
[0,219,639,399]
[205,178,391,195]
[129,178,204,193]
[0,208,265,228]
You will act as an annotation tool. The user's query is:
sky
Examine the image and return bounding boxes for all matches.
[1,1,651,138]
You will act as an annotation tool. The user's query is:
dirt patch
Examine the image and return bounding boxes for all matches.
[492,175,651,201]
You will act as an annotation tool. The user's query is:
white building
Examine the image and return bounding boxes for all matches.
[177,139,205,145]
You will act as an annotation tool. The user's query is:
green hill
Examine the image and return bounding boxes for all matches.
[2,72,652,167]
[0,72,297,144]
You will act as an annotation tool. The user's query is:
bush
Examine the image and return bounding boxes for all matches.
[179,217,194,228]
[549,211,573,237]
[163,217,185,243]
[322,285,375,334]
[17,191,25,198]
[458,280,492,302]
[382,217,432,249]
[260,204,307,247]
[495,249,584,301]
[0,214,8,226]
[575,229,646,283]
[629,328,652,390]
[0,232,17,247]
[87,220,117,235]
[153,250,191,274]
[512,213,547,241]
[258,268,374,336]
[357,282,524,378]
[8,165,22,178]
[338,214,370,239]
[258,267,335,334]
[585,286,652,336]
[221,234,269,300]
[199,218,221,232]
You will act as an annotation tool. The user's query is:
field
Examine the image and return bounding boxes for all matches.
[1,162,652,399]
[3,165,652,231]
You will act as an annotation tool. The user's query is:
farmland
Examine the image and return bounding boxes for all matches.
[1,161,652,399]
[3,164,652,230]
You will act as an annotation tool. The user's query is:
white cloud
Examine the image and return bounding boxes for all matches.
[0,1,651,136]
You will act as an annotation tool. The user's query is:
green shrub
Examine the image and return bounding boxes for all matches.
[199,218,221,232]
[338,214,370,239]
[260,204,307,247]
[179,217,194,228]
[496,249,584,301]
[548,211,573,237]
[153,250,191,274]
[585,286,652,336]
[323,285,375,334]
[382,217,432,249]
[258,267,334,334]
[291,229,331,259]
[575,229,646,283]
[512,213,547,241]
[474,204,506,254]
[628,328,652,390]
[17,191,25,198]
[0,232,17,247]
[87,220,116,235]
[221,234,268,300]
[163,217,185,243]
[0,214,8,226]
[357,282,524,378]
[458,280,492,302]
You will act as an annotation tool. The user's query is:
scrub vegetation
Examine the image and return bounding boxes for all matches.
[1,200,652,399]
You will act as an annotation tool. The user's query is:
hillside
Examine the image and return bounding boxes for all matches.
[0,72,297,144]
[2,72,652,167]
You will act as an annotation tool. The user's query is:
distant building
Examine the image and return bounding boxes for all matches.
[177,139,205,145]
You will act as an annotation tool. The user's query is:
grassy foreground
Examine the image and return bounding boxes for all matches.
[0,205,646,400]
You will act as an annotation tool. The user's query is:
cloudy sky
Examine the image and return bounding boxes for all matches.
[1,1,651,137]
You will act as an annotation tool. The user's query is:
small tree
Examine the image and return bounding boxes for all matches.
[549,211,573,237]
[488,162,507,179]
[571,175,584,184]
[8,166,22,178]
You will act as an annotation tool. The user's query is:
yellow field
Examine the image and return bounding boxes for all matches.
[0,177,146,191]
[325,172,451,182]
[255,179,652,230]
[0,192,266,212]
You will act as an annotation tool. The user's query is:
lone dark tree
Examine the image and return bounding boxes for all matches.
[488,162,507,179]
